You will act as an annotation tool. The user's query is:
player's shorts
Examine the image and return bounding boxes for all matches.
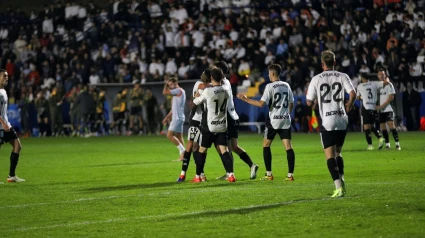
[200,130,228,148]
[362,109,377,124]
[227,118,239,139]
[38,111,48,119]
[264,126,291,140]
[0,127,19,145]
[113,112,124,121]
[169,119,184,133]
[379,112,394,123]
[130,106,142,116]
[187,120,201,142]
[320,130,347,149]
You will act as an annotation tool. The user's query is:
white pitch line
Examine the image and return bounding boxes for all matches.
[10,197,339,232]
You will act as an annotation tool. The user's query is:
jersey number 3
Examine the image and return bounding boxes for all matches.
[273,92,288,109]
[320,83,343,103]
[214,98,227,115]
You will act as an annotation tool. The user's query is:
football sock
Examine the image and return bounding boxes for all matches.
[239,151,253,167]
[263,147,272,172]
[181,151,192,172]
[286,149,295,174]
[9,152,19,177]
[195,152,206,176]
[177,144,185,154]
[266,171,272,176]
[382,130,389,143]
[365,129,372,145]
[287,173,293,177]
[327,158,340,181]
[335,156,344,180]
[222,152,234,173]
[371,127,381,138]
[391,129,399,142]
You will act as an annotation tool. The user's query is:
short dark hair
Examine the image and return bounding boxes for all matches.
[214,61,229,74]
[268,64,282,76]
[377,67,386,73]
[360,73,369,80]
[321,50,335,68]
[211,68,223,82]
[0,69,6,74]
[202,68,212,83]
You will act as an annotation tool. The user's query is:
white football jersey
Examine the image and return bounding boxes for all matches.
[170,87,186,121]
[378,82,396,113]
[0,89,11,129]
[306,70,355,131]
[357,81,384,110]
[260,81,294,130]
[191,80,203,122]
[193,85,230,133]
[222,78,239,120]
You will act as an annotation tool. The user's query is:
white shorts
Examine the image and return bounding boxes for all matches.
[169,119,184,133]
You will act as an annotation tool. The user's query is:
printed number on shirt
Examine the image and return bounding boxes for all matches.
[273,92,288,108]
[366,88,372,99]
[320,82,343,103]
[214,98,228,115]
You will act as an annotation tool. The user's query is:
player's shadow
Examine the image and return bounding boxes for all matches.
[82,182,179,193]
[158,198,329,221]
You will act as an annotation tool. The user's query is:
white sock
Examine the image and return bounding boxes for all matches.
[395,142,400,146]
[195,175,200,178]
[340,174,345,181]
[334,179,342,189]
[229,172,234,177]
[181,171,185,176]
[386,143,390,147]
[287,173,293,177]
[200,172,205,177]
[177,144,185,154]
[266,171,272,176]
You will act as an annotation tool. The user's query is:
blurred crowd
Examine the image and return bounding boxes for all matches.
[1,0,425,135]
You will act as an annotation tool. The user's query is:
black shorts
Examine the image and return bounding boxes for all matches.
[200,130,228,148]
[362,109,377,125]
[113,112,125,121]
[38,111,48,119]
[379,112,394,123]
[0,127,18,145]
[264,126,291,140]
[130,106,142,116]
[187,120,201,142]
[227,118,239,139]
[320,130,347,149]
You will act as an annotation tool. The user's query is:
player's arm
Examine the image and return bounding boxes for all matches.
[193,89,207,106]
[162,82,170,95]
[375,93,394,110]
[236,93,265,107]
[0,116,10,131]
[345,90,356,113]
[306,79,316,107]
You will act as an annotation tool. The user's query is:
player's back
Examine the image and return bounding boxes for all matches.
[357,81,383,110]
[202,86,229,133]
[307,70,355,131]
[379,82,396,112]
[191,80,203,121]
[222,78,239,120]
[261,81,293,129]
[0,89,9,128]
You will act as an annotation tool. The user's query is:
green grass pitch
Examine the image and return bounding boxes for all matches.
[1,132,424,237]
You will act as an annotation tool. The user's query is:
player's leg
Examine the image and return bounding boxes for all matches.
[261,127,275,180]
[43,117,49,136]
[192,131,211,183]
[137,114,144,135]
[217,134,235,182]
[334,130,347,195]
[363,123,374,150]
[379,113,390,149]
[177,125,200,181]
[167,120,185,159]
[280,129,295,181]
[6,129,25,182]
[387,119,401,150]
[229,120,258,179]
[321,131,343,197]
